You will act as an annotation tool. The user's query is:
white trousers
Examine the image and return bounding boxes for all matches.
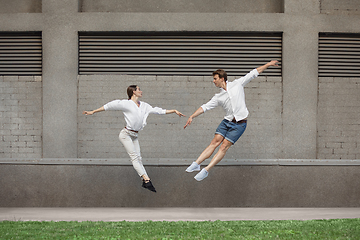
[119,128,148,178]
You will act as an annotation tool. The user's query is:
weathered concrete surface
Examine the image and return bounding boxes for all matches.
[1,164,360,207]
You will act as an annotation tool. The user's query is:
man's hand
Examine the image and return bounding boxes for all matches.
[184,107,204,129]
[268,60,279,67]
[184,117,193,129]
[257,60,279,74]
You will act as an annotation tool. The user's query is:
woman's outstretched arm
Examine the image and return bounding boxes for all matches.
[166,109,185,117]
[83,106,105,115]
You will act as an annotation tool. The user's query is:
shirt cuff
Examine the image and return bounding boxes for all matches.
[200,105,208,113]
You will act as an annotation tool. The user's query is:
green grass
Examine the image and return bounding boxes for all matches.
[1,219,359,239]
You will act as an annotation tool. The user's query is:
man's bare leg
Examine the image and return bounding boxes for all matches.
[194,139,233,181]
[204,139,233,171]
[186,134,224,173]
[195,134,225,165]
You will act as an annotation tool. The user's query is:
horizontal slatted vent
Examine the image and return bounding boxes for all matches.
[0,32,42,76]
[79,32,282,76]
[319,33,360,77]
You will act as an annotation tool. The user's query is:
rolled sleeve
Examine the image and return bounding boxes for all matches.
[144,101,166,115]
[201,96,219,113]
[240,68,259,86]
[151,107,166,115]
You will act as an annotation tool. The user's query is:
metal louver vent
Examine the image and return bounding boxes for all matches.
[0,32,42,76]
[79,32,282,76]
[319,33,360,77]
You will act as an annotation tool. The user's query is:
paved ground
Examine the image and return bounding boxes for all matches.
[1,208,360,222]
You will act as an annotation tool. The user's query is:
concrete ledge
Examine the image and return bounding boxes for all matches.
[1,163,360,207]
[1,158,360,166]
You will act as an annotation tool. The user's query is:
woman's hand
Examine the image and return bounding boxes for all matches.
[83,106,105,116]
[166,109,185,117]
[174,110,185,117]
[83,110,94,115]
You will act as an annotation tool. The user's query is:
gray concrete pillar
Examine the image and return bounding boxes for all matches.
[42,0,79,157]
[284,0,320,14]
[281,0,320,158]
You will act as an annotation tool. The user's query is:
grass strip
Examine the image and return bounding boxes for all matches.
[1,218,359,239]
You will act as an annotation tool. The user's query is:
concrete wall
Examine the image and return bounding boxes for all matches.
[2,163,360,207]
[80,0,284,13]
[0,0,42,13]
[1,0,360,207]
[321,0,360,15]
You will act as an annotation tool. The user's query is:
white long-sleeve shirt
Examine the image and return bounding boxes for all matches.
[103,99,166,131]
[201,68,259,121]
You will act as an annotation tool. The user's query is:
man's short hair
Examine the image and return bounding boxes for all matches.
[213,69,227,81]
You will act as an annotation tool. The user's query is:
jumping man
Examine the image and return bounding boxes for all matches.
[184,60,279,181]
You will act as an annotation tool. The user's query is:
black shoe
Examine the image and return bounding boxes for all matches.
[142,180,156,192]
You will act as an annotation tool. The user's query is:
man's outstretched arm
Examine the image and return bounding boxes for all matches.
[184,107,204,129]
[256,60,279,74]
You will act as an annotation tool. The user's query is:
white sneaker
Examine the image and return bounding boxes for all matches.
[185,162,200,172]
[194,169,208,181]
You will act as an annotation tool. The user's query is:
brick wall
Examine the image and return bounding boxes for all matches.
[317,77,360,159]
[241,76,283,159]
[78,74,283,160]
[3,74,359,160]
[0,76,42,158]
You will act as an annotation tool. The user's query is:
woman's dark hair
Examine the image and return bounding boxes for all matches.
[127,85,137,99]
[213,69,227,82]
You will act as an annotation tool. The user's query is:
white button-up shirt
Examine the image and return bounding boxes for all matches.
[201,68,259,122]
[103,99,166,131]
